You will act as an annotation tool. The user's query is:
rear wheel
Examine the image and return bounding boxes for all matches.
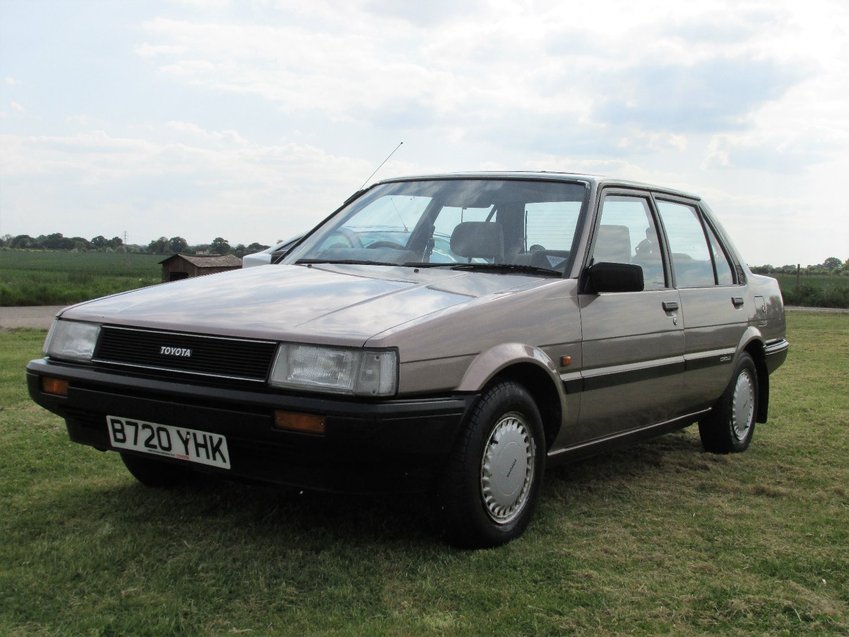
[438,381,545,548]
[699,352,758,453]
[120,453,190,487]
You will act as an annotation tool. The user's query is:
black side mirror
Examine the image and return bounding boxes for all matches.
[584,262,644,293]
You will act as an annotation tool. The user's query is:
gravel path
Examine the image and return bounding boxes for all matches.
[0,306,64,330]
[785,305,849,314]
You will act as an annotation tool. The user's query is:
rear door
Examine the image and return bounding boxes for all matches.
[654,198,748,410]
[572,190,685,444]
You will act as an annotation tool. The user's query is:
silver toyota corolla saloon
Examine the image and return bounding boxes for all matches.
[27,173,789,547]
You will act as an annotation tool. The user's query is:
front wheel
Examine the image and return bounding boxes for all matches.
[699,352,758,453]
[437,381,545,548]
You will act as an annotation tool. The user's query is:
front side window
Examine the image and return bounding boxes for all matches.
[287,179,588,273]
[592,195,666,290]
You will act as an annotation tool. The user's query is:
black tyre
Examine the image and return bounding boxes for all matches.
[120,453,190,487]
[438,381,546,548]
[698,352,758,454]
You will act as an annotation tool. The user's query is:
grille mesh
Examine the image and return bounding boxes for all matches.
[94,326,277,382]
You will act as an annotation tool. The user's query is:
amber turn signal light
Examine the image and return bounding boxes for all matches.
[42,377,69,397]
[273,410,326,435]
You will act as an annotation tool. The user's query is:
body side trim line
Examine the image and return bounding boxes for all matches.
[683,347,736,371]
[562,348,740,394]
[561,356,684,393]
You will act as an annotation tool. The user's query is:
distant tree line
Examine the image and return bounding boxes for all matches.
[750,257,848,276]
[0,233,270,258]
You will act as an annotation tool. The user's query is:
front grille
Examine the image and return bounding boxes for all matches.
[94,326,277,382]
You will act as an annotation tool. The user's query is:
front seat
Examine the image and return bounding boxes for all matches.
[450,221,504,262]
[593,224,632,264]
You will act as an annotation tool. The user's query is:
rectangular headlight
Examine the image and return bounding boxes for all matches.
[44,320,101,362]
[269,344,397,397]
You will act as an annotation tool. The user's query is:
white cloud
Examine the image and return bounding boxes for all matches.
[135,43,189,57]
[168,0,232,7]
[0,129,373,244]
[166,120,248,145]
[134,1,818,151]
[363,0,485,26]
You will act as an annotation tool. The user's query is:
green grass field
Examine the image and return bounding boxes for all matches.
[0,250,162,306]
[1,314,848,636]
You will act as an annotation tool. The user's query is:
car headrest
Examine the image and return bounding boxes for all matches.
[450,222,504,260]
[594,225,632,264]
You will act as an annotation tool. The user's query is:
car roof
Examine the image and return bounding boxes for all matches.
[374,171,701,201]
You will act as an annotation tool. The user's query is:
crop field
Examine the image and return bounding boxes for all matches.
[773,273,849,308]
[0,250,162,306]
[0,313,847,635]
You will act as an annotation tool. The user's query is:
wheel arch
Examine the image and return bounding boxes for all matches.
[457,344,564,450]
[734,326,770,424]
[744,339,769,423]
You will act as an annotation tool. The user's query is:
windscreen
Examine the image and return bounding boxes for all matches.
[286,178,588,274]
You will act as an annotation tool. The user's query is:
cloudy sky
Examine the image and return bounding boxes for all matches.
[1,0,847,265]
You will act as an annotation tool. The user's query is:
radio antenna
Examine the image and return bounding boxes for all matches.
[360,141,403,189]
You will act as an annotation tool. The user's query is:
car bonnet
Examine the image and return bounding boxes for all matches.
[58,263,556,346]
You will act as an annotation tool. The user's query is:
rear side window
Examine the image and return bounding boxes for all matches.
[656,201,733,288]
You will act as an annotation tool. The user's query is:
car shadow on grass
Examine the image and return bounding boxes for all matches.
[32,427,723,555]
[65,459,446,550]
[547,426,719,485]
[540,426,733,511]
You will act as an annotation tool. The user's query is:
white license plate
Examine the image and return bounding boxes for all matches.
[106,415,230,470]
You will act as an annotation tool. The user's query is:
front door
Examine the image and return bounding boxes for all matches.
[570,192,685,445]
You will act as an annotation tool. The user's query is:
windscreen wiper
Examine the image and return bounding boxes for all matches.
[402,262,562,276]
[448,263,562,276]
[295,259,395,267]
[401,262,453,268]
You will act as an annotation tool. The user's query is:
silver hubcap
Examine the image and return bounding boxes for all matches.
[480,412,535,524]
[731,369,755,441]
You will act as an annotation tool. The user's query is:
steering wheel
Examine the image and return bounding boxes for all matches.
[367,240,406,250]
[323,227,363,249]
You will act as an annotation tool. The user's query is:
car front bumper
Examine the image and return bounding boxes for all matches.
[26,358,473,493]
